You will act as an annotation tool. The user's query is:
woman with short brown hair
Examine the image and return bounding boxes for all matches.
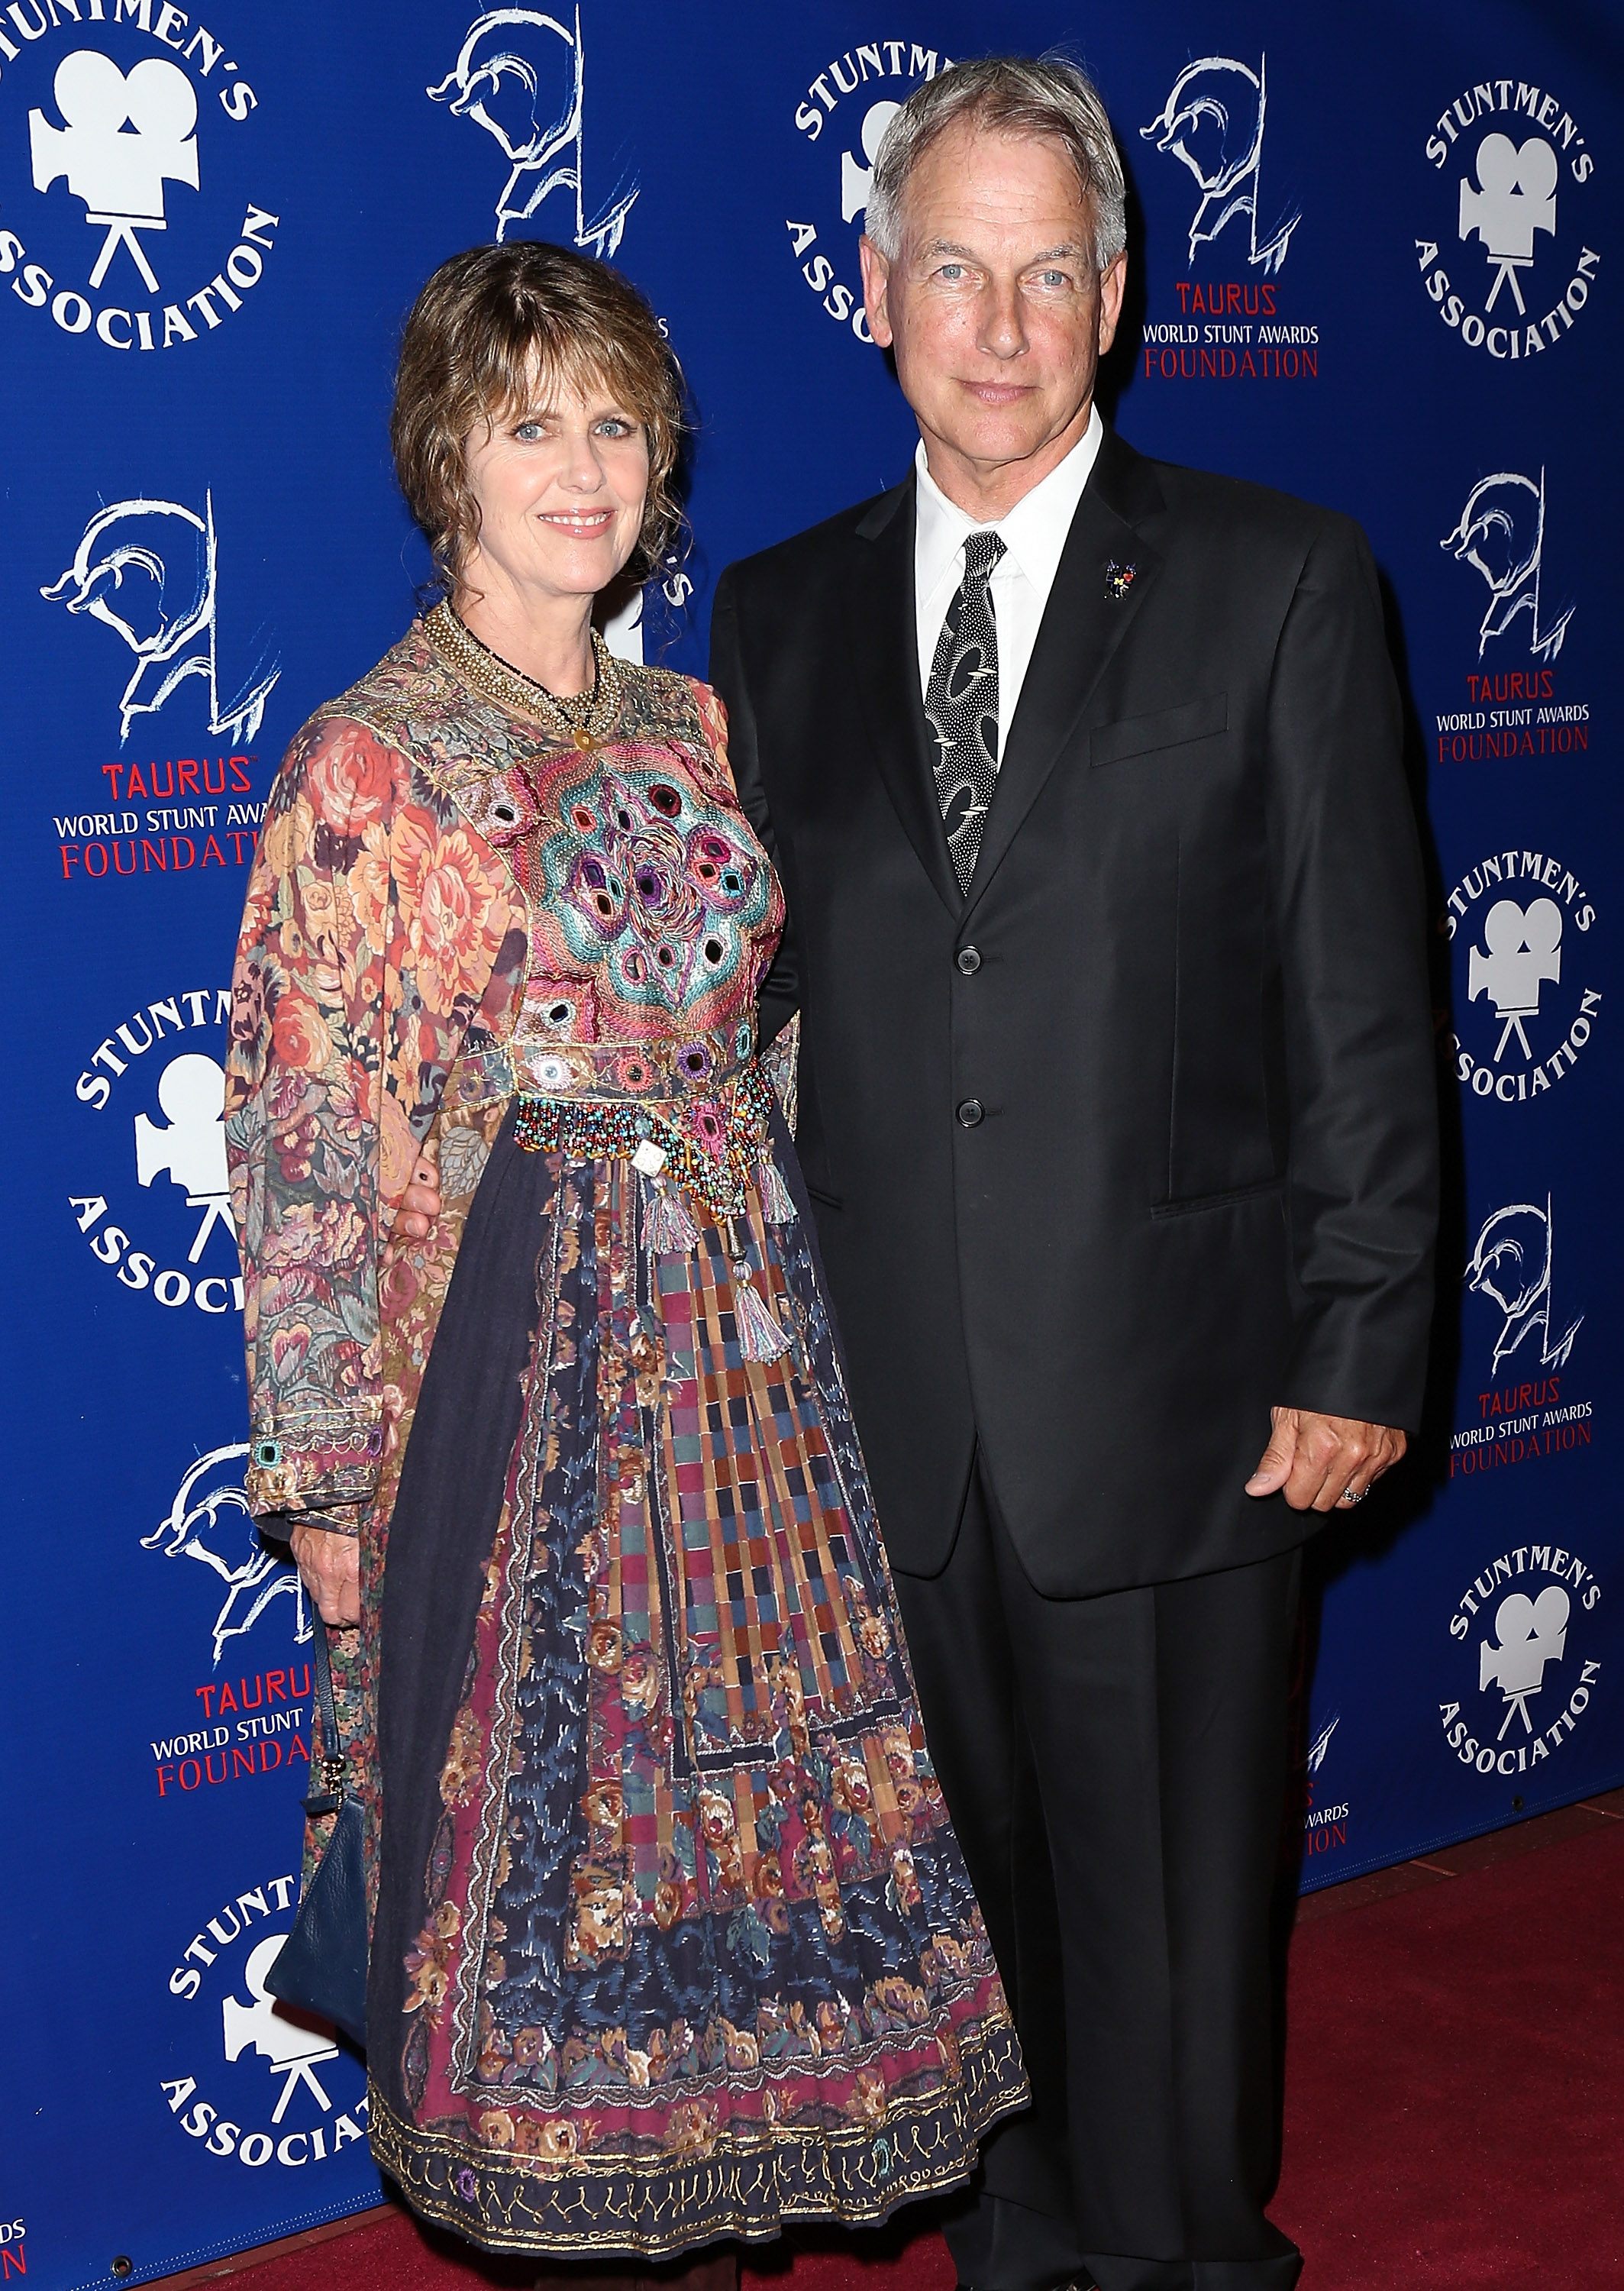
[226,240,1025,2277]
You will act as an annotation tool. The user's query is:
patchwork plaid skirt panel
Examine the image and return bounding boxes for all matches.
[365,1100,1028,2255]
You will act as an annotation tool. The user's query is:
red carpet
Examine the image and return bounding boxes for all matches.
[182,1818,1623,2291]
[1274,1818,1623,2288]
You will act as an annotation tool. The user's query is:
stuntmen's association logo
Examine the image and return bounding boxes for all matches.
[163,1873,372,2173]
[785,37,952,345]
[1417,76,1598,360]
[1443,848,1600,1103]
[0,2,276,351]
[1440,1545,1603,1783]
[69,983,242,1314]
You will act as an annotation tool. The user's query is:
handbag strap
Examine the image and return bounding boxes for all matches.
[302,1618,349,1818]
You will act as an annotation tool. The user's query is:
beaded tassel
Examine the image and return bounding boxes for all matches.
[645,1173,701,1255]
[756,1152,796,1226]
[731,1256,794,1362]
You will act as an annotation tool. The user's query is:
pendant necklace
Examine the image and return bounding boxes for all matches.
[428,601,622,751]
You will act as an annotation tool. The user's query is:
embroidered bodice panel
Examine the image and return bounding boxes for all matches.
[345,622,784,1058]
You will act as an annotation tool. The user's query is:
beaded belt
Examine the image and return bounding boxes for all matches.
[441,1023,777,1225]
[441,1019,756,1113]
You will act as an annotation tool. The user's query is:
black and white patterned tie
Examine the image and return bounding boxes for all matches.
[925,528,1006,893]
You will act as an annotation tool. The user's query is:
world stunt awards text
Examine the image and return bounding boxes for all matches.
[152,1660,311,1799]
[56,751,263,881]
[1141,282,1319,382]
[1435,671,1590,764]
[1448,1387,1593,1480]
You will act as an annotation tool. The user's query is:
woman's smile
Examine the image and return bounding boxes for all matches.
[536,504,616,535]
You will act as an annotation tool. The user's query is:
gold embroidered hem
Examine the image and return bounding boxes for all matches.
[366,2016,1026,2257]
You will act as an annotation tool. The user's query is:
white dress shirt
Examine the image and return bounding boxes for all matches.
[914,404,1104,756]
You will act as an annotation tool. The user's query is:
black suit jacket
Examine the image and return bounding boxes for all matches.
[711,425,1438,1595]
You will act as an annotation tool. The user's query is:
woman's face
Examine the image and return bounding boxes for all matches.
[460,373,650,611]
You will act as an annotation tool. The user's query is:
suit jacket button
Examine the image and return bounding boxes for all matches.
[957,1098,984,1127]
[956,945,982,974]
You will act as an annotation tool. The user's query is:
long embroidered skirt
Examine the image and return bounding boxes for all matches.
[365,1107,1027,2254]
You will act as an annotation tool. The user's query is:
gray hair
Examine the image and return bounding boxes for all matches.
[865,55,1127,273]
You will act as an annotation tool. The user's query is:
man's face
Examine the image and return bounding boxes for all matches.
[860,121,1127,515]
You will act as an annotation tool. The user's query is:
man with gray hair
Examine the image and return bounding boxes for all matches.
[712,53,1436,2291]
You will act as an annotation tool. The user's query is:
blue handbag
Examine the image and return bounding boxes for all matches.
[263,1618,369,2050]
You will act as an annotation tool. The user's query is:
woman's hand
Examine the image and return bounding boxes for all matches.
[382,1154,444,1266]
[290,1522,361,1624]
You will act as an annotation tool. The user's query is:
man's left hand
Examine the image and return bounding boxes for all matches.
[1245,1407,1406,1512]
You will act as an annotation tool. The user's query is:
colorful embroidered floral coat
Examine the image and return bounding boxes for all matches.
[224,625,776,1856]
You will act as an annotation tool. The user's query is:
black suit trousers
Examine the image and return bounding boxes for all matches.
[892,1459,1303,2291]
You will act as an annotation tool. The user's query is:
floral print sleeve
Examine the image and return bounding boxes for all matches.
[224,713,520,1526]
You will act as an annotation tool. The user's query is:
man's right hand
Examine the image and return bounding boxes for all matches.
[290,1522,361,1625]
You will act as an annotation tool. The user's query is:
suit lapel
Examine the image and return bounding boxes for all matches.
[964,429,1167,918]
[846,477,964,919]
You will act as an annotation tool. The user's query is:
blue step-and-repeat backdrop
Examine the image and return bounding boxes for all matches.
[0,2,1617,2283]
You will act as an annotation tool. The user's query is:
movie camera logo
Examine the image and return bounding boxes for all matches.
[429,5,637,257]
[1443,848,1599,1103]
[70,984,241,1314]
[43,488,278,748]
[145,1441,310,1669]
[0,2,277,351]
[164,1874,370,2171]
[1432,467,1589,769]
[1417,76,1598,360]
[1138,53,1317,386]
[786,37,951,344]
[1300,1711,1349,1866]
[1441,1546,1601,1781]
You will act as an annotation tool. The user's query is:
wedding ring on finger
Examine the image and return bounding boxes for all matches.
[1338,1485,1367,1505]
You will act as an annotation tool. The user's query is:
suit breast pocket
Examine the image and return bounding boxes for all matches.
[1090,692,1229,769]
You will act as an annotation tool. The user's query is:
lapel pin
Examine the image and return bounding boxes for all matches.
[1104,560,1138,602]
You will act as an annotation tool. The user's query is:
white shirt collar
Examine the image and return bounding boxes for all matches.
[913,402,1103,609]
